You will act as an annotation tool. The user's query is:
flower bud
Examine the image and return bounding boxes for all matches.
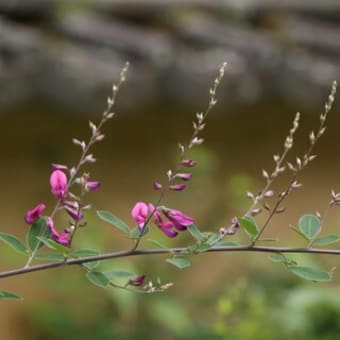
[169,184,186,191]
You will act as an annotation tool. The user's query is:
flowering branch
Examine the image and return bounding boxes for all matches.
[0,62,338,300]
[1,245,340,280]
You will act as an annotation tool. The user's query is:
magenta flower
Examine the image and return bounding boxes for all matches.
[181,159,197,167]
[153,182,162,190]
[64,205,84,221]
[169,184,186,191]
[50,170,68,199]
[24,203,46,224]
[47,218,71,246]
[131,202,149,232]
[128,274,146,287]
[175,173,192,181]
[157,220,178,238]
[162,208,194,231]
[85,180,101,192]
[149,204,178,238]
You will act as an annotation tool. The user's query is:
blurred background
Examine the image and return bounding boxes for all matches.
[1,0,340,339]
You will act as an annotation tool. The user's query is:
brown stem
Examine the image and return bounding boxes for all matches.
[2,245,340,280]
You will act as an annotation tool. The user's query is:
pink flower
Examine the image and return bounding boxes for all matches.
[131,202,149,232]
[153,182,162,190]
[50,170,68,199]
[85,180,101,191]
[47,218,71,246]
[24,203,46,224]
[175,173,192,181]
[157,220,178,238]
[64,205,84,221]
[162,208,194,231]
[181,159,197,167]
[169,184,186,191]
[128,274,146,287]
[149,204,178,238]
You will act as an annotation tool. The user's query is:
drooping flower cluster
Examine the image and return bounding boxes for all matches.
[24,168,100,246]
[131,202,194,238]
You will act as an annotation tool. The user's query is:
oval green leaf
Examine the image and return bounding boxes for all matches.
[289,225,310,241]
[36,237,70,254]
[34,253,65,261]
[313,234,340,246]
[166,258,191,269]
[83,261,100,271]
[70,249,99,258]
[27,218,48,251]
[71,249,100,270]
[298,214,321,240]
[0,291,23,300]
[207,233,220,246]
[130,225,149,239]
[0,233,27,255]
[239,217,259,238]
[268,254,288,263]
[288,266,331,282]
[86,271,110,288]
[148,239,168,249]
[97,211,130,234]
[215,241,240,247]
[104,270,136,280]
[187,224,204,241]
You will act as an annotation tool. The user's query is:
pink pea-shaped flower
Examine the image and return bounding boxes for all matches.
[131,202,149,232]
[24,203,46,224]
[50,170,68,199]
[162,208,194,231]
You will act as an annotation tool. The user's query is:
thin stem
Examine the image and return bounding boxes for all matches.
[133,190,165,251]
[251,82,337,245]
[251,180,293,245]
[24,62,129,268]
[2,245,340,280]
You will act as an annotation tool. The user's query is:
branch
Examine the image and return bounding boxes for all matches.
[1,245,339,279]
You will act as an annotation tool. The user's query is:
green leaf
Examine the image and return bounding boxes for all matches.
[258,238,279,242]
[0,233,27,255]
[197,243,212,252]
[97,211,130,234]
[289,225,310,241]
[207,233,220,246]
[130,225,149,239]
[288,266,331,282]
[86,271,110,288]
[239,217,259,238]
[298,214,321,240]
[0,291,23,300]
[36,237,70,254]
[313,234,340,245]
[104,270,136,280]
[268,254,288,263]
[71,249,100,270]
[83,261,100,271]
[34,253,65,261]
[166,258,191,269]
[70,249,99,257]
[148,239,169,249]
[187,224,204,241]
[214,241,240,247]
[26,218,48,251]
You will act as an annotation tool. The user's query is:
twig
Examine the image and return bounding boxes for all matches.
[1,245,340,280]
